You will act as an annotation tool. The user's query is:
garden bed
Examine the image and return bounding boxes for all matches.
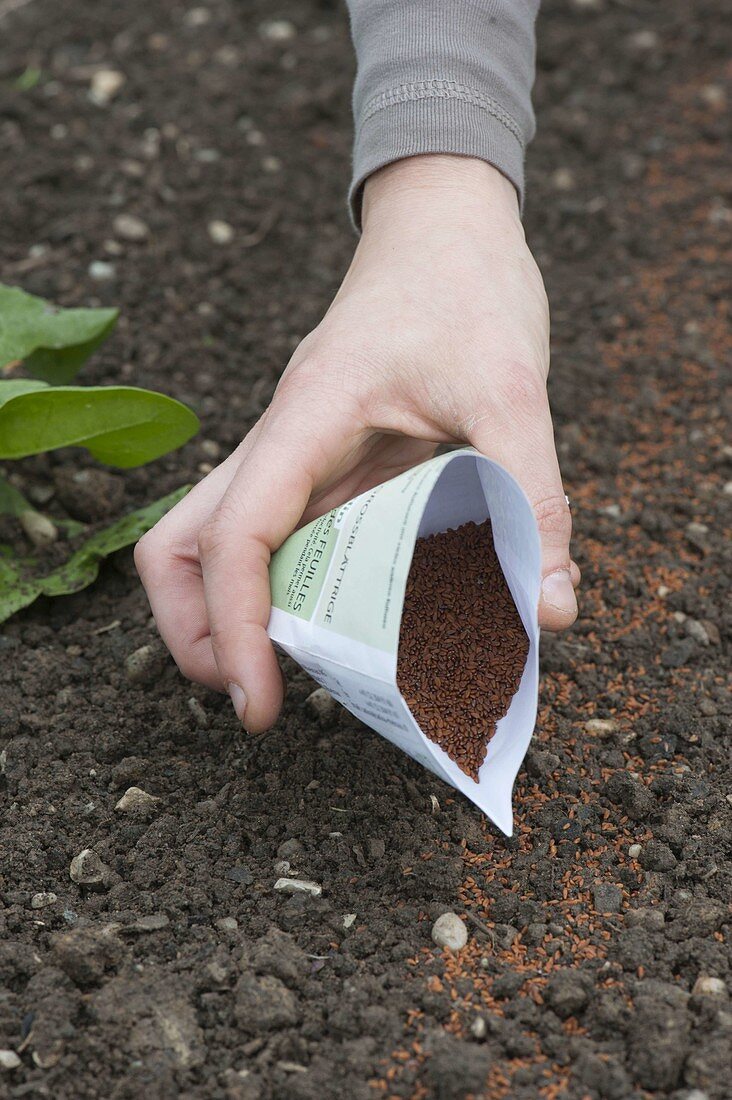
[0,1,729,1097]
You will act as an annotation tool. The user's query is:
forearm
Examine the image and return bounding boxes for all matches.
[346,0,540,225]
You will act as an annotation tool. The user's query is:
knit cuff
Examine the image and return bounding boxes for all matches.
[349,84,525,229]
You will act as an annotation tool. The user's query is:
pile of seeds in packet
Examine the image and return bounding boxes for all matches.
[397,520,529,781]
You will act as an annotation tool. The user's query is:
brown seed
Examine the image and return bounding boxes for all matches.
[397,520,529,781]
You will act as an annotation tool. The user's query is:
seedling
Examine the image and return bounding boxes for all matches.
[0,283,199,622]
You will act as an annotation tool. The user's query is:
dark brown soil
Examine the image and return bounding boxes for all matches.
[1,2,730,1098]
[397,521,529,782]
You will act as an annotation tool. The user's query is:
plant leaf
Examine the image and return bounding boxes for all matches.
[0,381,199,467]
[0,473,33,516]
[0,284,118,383]
[0,485,190,624]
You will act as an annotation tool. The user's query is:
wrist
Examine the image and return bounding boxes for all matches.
[361,155,521,235]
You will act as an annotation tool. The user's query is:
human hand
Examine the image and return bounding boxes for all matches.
[135,155,579,732]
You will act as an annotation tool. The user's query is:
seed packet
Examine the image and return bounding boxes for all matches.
[268,448,541,834]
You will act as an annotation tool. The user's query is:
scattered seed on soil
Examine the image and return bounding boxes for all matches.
[397,520,529,780]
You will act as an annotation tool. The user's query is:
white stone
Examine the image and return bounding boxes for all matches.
[0,1051,21,1070]
[584,718,618,737]
[216,917,238,931]
[114,786,159,815]
[88,260,116,281]
[207,220,234,244]
[89,69,125,106]
[431,912,468,951]
[19,510,57,548]
[69,848,108,887]
[627,29,659,52]
[552,167,575,191]
[31,892,58,909]
[259,19,297,42]
[628,844,642,859]
[700,84,726,108]
[693,975,727,997]
[343,913,357,929]
[305,687,338,723]
[184,7,211,27]
[273,877,322,897]
[470,1016,487,1039]
[113,213,149,241]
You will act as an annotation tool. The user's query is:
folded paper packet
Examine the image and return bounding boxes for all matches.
[267,448,540,835]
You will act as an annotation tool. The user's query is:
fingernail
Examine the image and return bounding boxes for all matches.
[541,569,578,617]
[227,681,247,724]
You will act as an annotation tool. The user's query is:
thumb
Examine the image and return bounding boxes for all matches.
[197,394,359,731]
[469,384,577,630]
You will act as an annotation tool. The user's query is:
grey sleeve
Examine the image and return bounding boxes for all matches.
[346,0,540,224]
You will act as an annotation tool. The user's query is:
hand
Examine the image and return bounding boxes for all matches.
[135,155,579,732]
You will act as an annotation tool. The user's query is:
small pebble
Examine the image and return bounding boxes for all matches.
[584,718,618,737]
[113,213,149,241]
[69,848,109,889]
[208,219,234,244]
[125,913,170,933]
[343,913,357,929]
[627,29,659,52]
[692,975,727,998]
[88,260,116,281]
[685,522,709,552]
[685,619,710,646]
[216,917,239,932]
[305,687,338,724]
[89,69,125,105]
[200,438,221,459]
[114,786,160,816]
[551,167,575,191]
[125,644,164,685]
[31,892,58,909]
[274,877,322,897]
[700,83,726,108]
[187,696,210,728]
[0,1050,21,1071]
[273,860,291,876]
[184,7,211,27]
[431,912,468,951]
[259,19,297,42]
[470,1016,487,1040]
[628,843,642,859]
[19,510,58,548]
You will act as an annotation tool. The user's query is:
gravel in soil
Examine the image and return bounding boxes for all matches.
[0,2,730,1098]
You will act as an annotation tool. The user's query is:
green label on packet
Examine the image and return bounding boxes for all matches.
[269,508,339,620]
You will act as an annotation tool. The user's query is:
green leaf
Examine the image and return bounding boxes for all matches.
[14,67,42,91]
[0,485,190,624]
[0,284,118,383]
[0,473,33,516]
[0,381,199,467]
